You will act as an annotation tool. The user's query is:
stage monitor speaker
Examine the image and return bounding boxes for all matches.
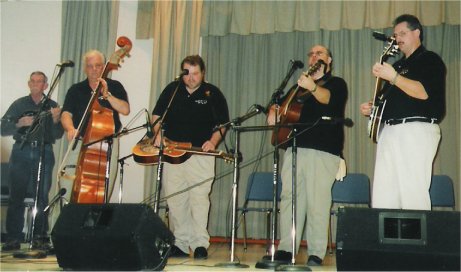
[51,203,174,271]
[336,207,460,271]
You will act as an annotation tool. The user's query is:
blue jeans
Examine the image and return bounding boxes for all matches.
[6,143,55,241]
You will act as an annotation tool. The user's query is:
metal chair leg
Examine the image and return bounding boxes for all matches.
[328,211,334,254]
[243,212,248,252]
[265,210,271,255]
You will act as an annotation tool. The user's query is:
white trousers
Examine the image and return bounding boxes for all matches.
[372,122,441,210]
[278,148,339,259]
[163,155,215,253]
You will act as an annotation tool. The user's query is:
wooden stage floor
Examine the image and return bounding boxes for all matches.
[1,242,337,271]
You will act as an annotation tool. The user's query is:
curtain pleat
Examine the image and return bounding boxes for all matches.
[135,0,460,238]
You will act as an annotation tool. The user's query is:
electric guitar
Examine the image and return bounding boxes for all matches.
[368,38,399,143]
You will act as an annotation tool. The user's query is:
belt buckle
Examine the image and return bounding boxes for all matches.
[30,141,39,147]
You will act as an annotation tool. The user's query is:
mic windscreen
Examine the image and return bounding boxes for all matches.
[292,60,304,69]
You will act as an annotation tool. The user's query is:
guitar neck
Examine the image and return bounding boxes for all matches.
[174,146,223,157]
[372,77,385,103]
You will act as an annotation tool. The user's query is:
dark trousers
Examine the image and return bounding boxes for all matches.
[6,143,54,241]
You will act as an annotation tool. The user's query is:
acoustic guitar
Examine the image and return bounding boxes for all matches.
[271,60,323,148]
[132,137,234,165]
[368,38,399,143]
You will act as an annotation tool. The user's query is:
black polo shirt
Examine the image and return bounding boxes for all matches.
[62,78,128,135]
[152,81,230,147]
[282,72,348,156]
[382,46,446,121]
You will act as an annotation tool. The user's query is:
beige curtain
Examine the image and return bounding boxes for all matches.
[199,1,460,36]
[137,1,204,198]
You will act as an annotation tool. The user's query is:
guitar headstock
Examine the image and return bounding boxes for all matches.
[381,37,399,63]
[305,60,324,76]
[106,36,132,72]
[217,151,238,164]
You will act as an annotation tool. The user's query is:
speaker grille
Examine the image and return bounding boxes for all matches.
[51,204,174,270]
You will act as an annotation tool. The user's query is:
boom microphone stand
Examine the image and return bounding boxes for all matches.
[14,63,70,259]
[257,59,303,269]
[275,128,310,271]
[215,107,264,269]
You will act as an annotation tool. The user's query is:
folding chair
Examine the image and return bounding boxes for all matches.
[429,175,455,210]
[329,173,371,253]
[237,172,281,252]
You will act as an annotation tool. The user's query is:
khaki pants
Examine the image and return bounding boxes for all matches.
[278,148,339,259]
[163,155,215,253]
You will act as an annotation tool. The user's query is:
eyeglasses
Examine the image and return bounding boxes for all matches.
[393,30,413,38]
[308,51,326,58]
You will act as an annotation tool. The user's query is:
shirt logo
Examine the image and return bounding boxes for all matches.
[195,99,208,105]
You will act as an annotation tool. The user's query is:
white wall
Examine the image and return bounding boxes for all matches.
[111,1,153,203]
[0,1,153,204]
[1,1,62,161]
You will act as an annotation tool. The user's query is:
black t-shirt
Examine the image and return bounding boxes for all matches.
[382,46,446,121]
[282,72,348,156]
[152,81,230,147]
[62,78,128,135]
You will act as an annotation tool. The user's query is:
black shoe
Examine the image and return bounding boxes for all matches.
[193,247,208,259]
[2,240,20,251]
[31,240,54,254]
[307,255,322,266]
[262,250,292,263]
[170,245,189,257]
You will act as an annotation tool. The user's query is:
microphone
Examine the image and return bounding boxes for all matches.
[57,60,74,67]
[145,110,154,138]
[254,104,267,114]
[321,116,354,127]
[372,31,393,42]
[174,69,190,80]
[44,188,66,212]
[290,60,304,69]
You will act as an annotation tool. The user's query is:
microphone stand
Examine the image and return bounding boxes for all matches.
[82,125,146,203]
[275,128,310,271]
[150,79,182,214]
[152,125,165,214]
[14,64,69,259]
[117,153,133,204]
[215,107,264,269]
[256,94,286,269]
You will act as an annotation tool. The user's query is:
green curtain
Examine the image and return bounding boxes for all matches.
[51,0,115,226]
[202,25,460,238]
[136,0,460,239]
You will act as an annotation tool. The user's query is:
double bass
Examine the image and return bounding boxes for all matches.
[69,37,132,203]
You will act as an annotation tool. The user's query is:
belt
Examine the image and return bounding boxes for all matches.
[384,117,438,126]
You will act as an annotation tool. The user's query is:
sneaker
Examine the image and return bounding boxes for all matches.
[170,245,189,257]
[262,250,292,263]
[2,240,20,251]
[193,247,208,259]
[307,255,322,266]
